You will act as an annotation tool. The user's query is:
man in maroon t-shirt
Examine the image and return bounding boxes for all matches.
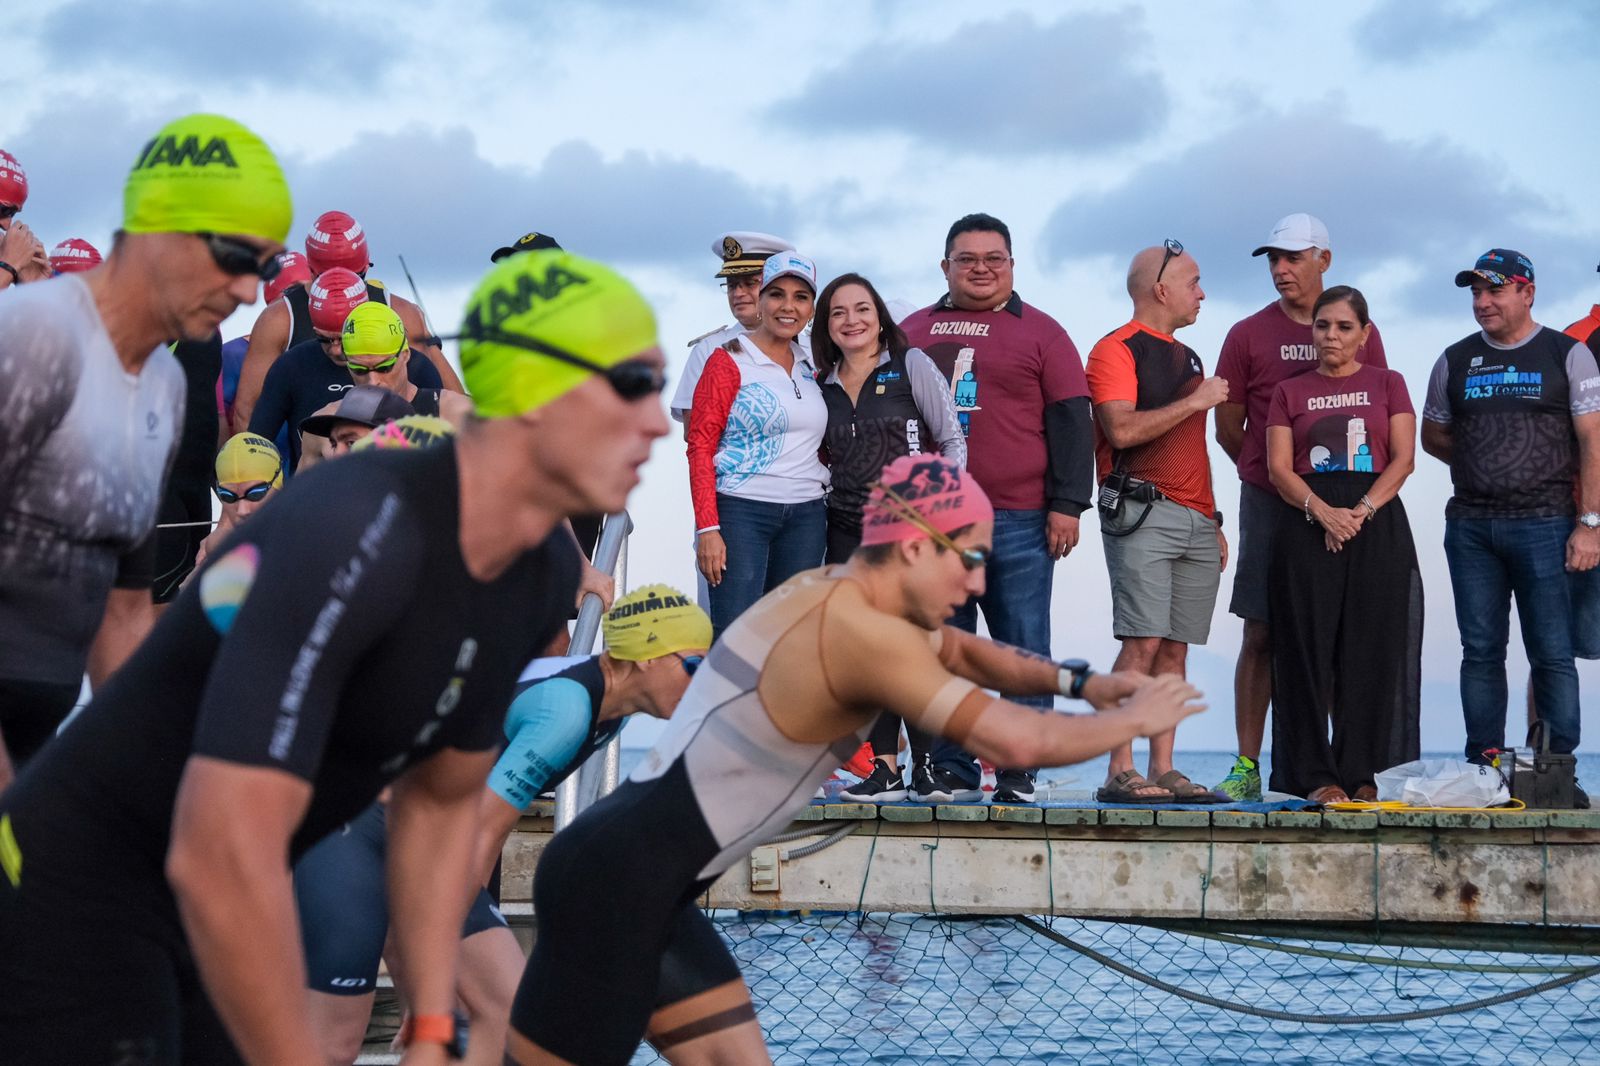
[1211,213,1388,800]
[898,213,1095,804]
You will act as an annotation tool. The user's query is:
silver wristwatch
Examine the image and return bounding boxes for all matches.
[1580,512,1600,530]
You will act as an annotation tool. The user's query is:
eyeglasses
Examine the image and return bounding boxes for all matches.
[214,481,273,504]
[868,482,990,570]
[948,253,1012,271]
[721,275,762,293]
[674,652,704,677]
[346,354,401,375]
[198,232,282,281]
[456,327,667,401]
[1155,238,1183,284]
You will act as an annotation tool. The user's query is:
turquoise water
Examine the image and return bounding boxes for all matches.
[620,750,1600,1065]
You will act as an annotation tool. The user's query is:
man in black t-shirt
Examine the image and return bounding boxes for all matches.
[0,250,670,1063]
[1421,249,1600,779]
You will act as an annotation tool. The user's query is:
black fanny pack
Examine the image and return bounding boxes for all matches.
[1097,468,1163,536]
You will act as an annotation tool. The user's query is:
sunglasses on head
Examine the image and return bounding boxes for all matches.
[214,481,273,504]
[458,327,667,401]
[198,232,281,281]
[674,652,704,677]
[869,483,990,571]
[1155,237,1184,284]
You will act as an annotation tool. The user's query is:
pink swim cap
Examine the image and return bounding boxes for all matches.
[860,455,993,547]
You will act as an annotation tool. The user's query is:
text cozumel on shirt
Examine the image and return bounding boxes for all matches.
[900,292,1093,514]
[1216,301,1388,492]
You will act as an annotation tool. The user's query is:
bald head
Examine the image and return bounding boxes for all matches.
[1126,245,1170,300]
[1125,243,1204,332]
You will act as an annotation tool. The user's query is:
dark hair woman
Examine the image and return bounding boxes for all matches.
[813,273,967,802]
[1264,285,1422,803]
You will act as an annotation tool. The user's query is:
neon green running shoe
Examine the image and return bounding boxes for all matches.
[1215,755,1262,801]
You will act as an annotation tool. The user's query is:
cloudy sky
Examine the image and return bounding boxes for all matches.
[6,0,1599,754]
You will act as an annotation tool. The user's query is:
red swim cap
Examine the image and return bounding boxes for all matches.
[49,238,102,274]
[305,210,370,275]
[307,268,369,334]
[264,250,313,304]
[0,150,27,209]
[860,455,994,547]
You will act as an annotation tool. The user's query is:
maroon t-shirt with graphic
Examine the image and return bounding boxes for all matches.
[1217,301,1388,491]
[1267,363,1413,476]
[900,293,1088,510]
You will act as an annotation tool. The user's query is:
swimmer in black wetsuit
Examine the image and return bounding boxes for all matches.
[295,585,709,1065]
[0,249,670,1064]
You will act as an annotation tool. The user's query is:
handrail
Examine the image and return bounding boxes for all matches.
[554,512,632,831]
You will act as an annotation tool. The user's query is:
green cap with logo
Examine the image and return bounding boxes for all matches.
[122,113,292,243]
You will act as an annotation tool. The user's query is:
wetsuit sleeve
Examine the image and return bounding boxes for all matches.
[906,348,966,465]
[189,485,424,779]
[1421,353,1452,424]
[487,678,600,810]
[686,348,739,533]
[405,349,443,389]
[1363,322,1389,370]
[247,357,293,447]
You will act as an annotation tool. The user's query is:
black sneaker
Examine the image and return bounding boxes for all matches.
[910,756,983,803]
[993,769,1037,804]
[841,760,909,803]
[1575,782,1590,810]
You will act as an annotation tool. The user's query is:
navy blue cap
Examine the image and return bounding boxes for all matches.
[1455,248,1534,287]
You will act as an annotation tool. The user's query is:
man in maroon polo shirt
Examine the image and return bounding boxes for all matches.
[1212,213,1387,800]
[899,212,1095,804]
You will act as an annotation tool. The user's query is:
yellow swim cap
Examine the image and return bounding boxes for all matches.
[123,114,292,243]
[342,301,408,359]
[215,433,283,487]
[459,249,658,417]
[353,414,456,452]
[602,584,711,662]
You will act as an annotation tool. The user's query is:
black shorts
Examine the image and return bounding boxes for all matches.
[0,813,240,1064]
[153,486,212,605]
[294,802,508,996]
[510,760,741,1065]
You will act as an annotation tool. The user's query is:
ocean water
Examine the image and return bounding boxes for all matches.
[617,750,1600,1065]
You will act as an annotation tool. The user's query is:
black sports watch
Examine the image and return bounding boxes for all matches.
[1059,659,1093,700]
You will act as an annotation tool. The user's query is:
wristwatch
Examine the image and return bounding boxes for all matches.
[1579,512,1600,530]
[400,1011,469,1059]
[1058,659,1093,700]
[0,261,19,284]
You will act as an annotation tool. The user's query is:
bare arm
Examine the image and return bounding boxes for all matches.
[1095,375,1227,451]
[1215,401,1245,464]
[472,790,524,887]
[232,302,289,435]
[87,585,157,689]
[167,758,322,1062]
[1363,413,1416,511]
[1265,426,1363,544]
[1420,418,1453,465]
[385,747,498,1023]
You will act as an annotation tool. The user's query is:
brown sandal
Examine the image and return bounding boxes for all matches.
[1154,769,1231,805]
[1096,769,1174,804]
[1307,785,1351,805]
[1353,785,1378,802]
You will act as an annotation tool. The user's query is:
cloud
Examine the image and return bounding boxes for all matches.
[1040,106,1600,315]
[288,131,796,287]
[1353,0,1600,62]
[771,10,1168,153]
[33,0,408,88]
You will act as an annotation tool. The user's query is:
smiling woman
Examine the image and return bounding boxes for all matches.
[687,251,831,639]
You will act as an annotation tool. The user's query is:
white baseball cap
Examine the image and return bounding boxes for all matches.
[1251,213,1330,256]
[761,251,817,292]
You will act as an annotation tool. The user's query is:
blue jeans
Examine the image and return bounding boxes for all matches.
[707,494,826,639]
[1444,516,1579,760]
[923,509,1056,784]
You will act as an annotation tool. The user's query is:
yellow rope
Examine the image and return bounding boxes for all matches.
[1322,798,1527,813]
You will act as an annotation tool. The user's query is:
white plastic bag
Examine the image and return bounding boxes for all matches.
[1373,759,1510,808]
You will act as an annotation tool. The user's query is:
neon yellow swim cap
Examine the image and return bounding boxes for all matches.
[215,433,283,487]
[342,301,408,359]
[602,584,711,662]
[459,250,658,417]
[353,414,456,452]
[123,114,292,243]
